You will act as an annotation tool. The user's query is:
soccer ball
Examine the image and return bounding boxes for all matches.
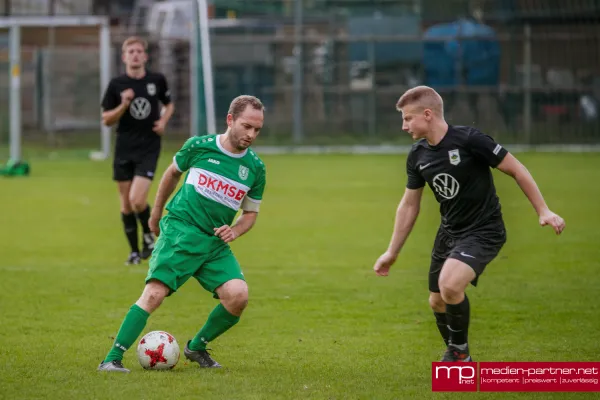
[136,331,180,370]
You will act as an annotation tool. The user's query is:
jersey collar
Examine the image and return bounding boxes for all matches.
[216,134,248,158]
[426,125,452,150]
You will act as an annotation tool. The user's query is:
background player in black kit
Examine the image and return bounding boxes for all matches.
[373,86,565,362]
[101,36,175,265]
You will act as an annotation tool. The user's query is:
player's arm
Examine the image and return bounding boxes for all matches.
[148,163,183,235]
[497,153,565,234]
[153,103,175,135]
[153,75,175,135]
[374,187,423,276]
[102,103,128,126]
[374,150,425,276]
[388,187,423,255]
[215,165,266,243]
[215,210,258,244]
[160,103,175,124]
[102,87,134,126]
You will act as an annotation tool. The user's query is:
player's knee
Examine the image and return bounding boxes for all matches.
[137,281,169,313]
[219,280,248,312]
[429,293,446,312]
[129,196,146,213]
[120,198,133,214]
[439,283,463,304]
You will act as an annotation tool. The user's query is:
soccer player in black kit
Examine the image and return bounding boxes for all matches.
[373,86,565,362]
[101,36,175,265]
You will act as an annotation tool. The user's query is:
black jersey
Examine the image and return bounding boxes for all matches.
[101,71,171,156]
[406,125,509,236]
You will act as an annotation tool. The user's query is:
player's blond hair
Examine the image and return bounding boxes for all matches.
[396,86,444,117]
[122,36,148,52]
[228,95,265,119]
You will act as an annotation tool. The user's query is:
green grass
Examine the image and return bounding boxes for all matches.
[1,152,599,399]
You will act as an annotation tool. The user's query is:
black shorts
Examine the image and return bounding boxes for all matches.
[112,151,160,182]
[429,219,506,292]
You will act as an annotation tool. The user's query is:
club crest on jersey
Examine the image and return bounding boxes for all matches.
[449,149,461,166]
[147,83,156,96]
[238,165,249,181]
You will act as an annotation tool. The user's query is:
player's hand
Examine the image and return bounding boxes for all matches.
[153,120,166,135]
[214,225,237,243]
[149,212,161,237]
[539,209,565,235]
[121,89,134,106]
[373,251,397,276]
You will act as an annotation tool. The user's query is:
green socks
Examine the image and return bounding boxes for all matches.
[188,303,240,351]
[104,303,239,361]
[104,304,150,362]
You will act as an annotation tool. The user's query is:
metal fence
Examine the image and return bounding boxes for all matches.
[1,0,599,152]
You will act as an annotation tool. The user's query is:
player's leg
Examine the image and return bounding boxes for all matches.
[99,280,170,372]
[186,248,247,368]
[438,222,506,361]
[429,292,448,345]
[132,153,160,259]
[438,258,474,361]
[99,217,197,372]
[428,226,453,346]
[188,279,247,350]
[114,158,141,265]
[130,176,153,256]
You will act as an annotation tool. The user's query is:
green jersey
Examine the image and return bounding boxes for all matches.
[166,134,266,235]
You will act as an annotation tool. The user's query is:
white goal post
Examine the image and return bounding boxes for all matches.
[0,16,111,162]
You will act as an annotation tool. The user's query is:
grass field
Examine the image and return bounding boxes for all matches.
[1,150,599,399]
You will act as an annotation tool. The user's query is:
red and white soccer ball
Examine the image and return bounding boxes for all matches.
[136,331,180,370]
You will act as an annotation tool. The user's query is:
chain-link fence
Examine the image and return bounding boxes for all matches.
[0,23,104,155]
[1,0,599,155]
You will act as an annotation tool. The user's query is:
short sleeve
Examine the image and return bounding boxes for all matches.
[468,130,508,168]
[101,80,119,111]
[247,165,266,201]
[173,137,199,172]
[406,151,425,189]
[159,74,172,105]
[241,164,266,212]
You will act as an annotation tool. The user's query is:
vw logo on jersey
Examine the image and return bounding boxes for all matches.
[432,173,460,199]
[130,97,151,120]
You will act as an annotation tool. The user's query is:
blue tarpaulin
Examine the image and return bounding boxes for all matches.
[423,19,500,87]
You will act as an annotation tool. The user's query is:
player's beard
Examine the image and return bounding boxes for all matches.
[230,128,252,150]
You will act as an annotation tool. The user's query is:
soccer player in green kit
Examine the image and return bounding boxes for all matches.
[98,95,267,372]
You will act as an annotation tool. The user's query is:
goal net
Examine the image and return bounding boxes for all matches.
[0,16,111,162]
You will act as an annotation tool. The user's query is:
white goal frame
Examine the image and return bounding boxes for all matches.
[0,16,111,161]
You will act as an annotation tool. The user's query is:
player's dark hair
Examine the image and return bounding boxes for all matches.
[396,85,444,116]
[228,95,265,120]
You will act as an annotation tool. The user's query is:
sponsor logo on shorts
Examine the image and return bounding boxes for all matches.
[186,168,250,210]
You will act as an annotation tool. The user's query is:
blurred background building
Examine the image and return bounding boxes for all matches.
[0,0,599,152]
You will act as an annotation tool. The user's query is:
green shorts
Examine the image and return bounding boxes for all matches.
[146,215,245,297]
